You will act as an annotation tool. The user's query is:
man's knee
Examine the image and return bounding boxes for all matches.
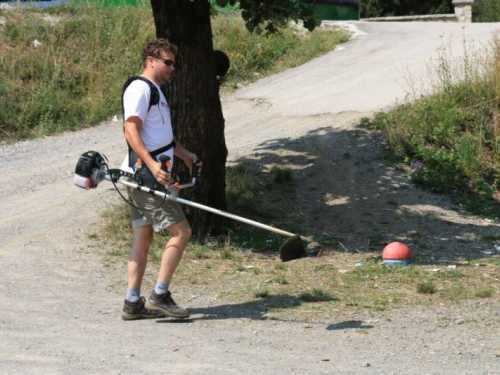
[133,225,154,248]
[169,220,192,240]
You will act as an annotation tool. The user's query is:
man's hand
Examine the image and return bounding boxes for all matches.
[185,153,202,176]
[149,161,171,186]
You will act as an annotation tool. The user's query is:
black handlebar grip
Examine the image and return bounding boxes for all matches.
[159,155,171,172]
[192,162,200,179]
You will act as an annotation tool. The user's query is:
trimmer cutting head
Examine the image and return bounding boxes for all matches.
[279,235,307,262]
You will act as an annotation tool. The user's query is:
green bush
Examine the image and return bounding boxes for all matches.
[360,0,452,18]
[473,0,500,22]
[372,35,500,217]
[359,0,500,21]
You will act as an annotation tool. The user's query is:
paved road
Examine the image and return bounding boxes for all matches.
[237,21,500,116]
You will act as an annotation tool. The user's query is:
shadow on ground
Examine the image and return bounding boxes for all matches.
[228,123,500,264]
[326,320,374,330]
[158,294,337,322]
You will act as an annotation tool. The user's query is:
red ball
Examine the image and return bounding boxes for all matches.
[382,242,412,260]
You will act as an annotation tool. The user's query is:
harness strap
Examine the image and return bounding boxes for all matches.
[150,140,177,159]
[129,140,176,169]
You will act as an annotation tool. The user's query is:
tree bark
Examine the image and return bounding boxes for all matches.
[150,0,228,237]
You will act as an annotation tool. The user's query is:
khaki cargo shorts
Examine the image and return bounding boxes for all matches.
[127,187,186,232]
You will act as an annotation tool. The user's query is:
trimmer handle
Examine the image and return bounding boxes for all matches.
[159,155,171,172]
[158,154,200,193]
[191,161,200,180]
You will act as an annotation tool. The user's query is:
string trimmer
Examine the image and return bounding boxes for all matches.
[73,151,311,262]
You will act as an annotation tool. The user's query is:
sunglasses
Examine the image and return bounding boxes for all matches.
[154,56,176,67]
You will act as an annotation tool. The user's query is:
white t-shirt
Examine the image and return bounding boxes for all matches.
[121,76,175,173]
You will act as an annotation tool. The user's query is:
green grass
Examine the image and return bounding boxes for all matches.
[369,34,500,219]
[474,287,494,298]
[417,281,437,294]
[0,3,154,140]
[298,288,334,302]
[0,4,350,141]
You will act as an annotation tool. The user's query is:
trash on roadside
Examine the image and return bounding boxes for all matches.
[112,115,118,122]
[355,262,363,267]
[447,265,457,269]
[32,39,42,48]
[428,268,441,272]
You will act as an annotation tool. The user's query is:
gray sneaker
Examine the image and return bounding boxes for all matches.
[146,291,190,319]
[121,297,164,321]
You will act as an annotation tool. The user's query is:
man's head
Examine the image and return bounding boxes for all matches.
[142,39,178,85]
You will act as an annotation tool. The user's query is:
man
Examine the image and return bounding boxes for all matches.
[120,38,200,321]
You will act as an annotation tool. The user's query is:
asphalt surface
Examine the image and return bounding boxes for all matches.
[237,21,500,116]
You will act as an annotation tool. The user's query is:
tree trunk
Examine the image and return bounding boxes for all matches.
[150,0,228,237]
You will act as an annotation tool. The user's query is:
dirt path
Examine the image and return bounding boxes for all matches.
[1,22,500,374]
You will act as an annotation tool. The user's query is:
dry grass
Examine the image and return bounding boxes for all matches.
[91,206,500,322]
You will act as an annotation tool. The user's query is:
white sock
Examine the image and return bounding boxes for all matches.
[126,288,140,302]
[154,280,169,295]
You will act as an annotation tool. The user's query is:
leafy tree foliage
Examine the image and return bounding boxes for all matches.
[215,0,317,34]
[360,0,453,18]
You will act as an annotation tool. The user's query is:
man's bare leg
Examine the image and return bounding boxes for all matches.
[127,224,153,289]
[146,219,192,318]
[158,219,192,283]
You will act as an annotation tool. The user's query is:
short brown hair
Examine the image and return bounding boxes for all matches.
[142,38,178,64]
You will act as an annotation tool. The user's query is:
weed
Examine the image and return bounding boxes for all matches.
[254,289,270,298]
[474,287,493,298]
[219,247,234,260]
[442,284,469,300]
[482,234,500,242]
[298,288,334,302]
[274,262,287,271]
[358,117,371,127]
[226,163,258,213]
[433,270,464,280]
[192,246,209,260]
[417,281,437,294]
[270,166,293,184]
[274,274,288,285]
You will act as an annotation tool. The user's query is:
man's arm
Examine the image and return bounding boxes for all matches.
[124,116,170,185]
[173,141,202,175]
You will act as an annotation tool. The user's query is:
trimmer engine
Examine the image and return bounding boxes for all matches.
[74,151,106,189]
